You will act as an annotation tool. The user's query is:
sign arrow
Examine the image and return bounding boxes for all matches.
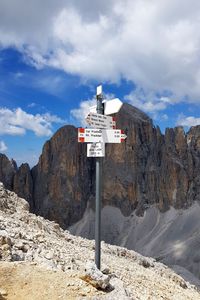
[103,98,123,115]
[85,112,116,129]
[78,128,127,143]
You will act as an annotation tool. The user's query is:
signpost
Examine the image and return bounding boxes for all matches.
[89,98,123,116]
[77,85,126,270]
[104,98,123,115]
[85,112,116,129]
[78,128,127,143]
[87,143,105,157]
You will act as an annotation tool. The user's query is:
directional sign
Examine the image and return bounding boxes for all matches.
[85,112,116,129]
[89,98,123,116]
[104,98,123,115]
[78,128,127,143]
[87,143,105,157]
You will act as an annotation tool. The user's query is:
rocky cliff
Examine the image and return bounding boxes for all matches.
[31,125,94,227]
[0,154,17,190]
[0,154,33,208]
[103,104,200,215]
[1,103,200,229]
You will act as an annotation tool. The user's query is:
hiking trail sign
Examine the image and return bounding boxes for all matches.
[89,98,123,116]
[78,128,127,144]
[85,112,116,129]
[87,142,105,157]
[77,85,126,270]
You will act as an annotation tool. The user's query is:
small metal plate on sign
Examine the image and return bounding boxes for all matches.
[87,143,105,157]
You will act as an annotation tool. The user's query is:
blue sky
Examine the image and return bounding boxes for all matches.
[0,0,200,167]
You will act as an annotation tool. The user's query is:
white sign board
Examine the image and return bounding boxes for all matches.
[87,143,105,157]
[104,98,123,115]
[78,128,127,143]
[85,112,116,129]
[89,98,123,115]
[96,85,102,96]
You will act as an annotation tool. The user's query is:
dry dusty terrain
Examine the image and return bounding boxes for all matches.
[0,261,106,300]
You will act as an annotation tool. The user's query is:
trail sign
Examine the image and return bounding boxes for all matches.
[85,112,116,129]
[78,128,127,143]
[87,143,105,157]
[89,98,123,116]
[77,85,125,270]
[104,98,123,115]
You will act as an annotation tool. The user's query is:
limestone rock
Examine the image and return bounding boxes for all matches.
[1,103,200,232]
[13,163,33,209]
[31,125,93,227]
[82,261,110,290]
[0,154,17,190]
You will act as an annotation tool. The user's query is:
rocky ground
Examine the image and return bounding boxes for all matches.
[0,182,200,300]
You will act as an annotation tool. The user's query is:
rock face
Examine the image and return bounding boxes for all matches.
[31,103,200,226]
[0,154,17,190]
[103,104,200,216]
[32,125,95,227]
[2,103,199,230]
[0,154,33,207]
[13,163,33,208]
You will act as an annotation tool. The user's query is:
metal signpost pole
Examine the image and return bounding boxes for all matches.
[78,85,125,269]
[95,86,104,270]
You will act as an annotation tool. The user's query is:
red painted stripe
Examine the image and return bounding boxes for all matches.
[79,128,85,133]
[121,130,124,134]
[113,125,116,129]
[121,138,125,142]
[112,117,116,122]
[78,137,85,143]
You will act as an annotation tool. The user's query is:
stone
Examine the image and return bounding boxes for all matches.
[45,251,54,260]
[13,163,33,209]
[82,261,110,290]
[0,154,17,190]
[104,277,131,299]
[0,288,7,296]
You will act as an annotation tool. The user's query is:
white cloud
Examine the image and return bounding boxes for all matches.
[70,98,96,127]
[177,115,200,128]
[0,141,7,152]
[0,107,65,137]
[2,1,200,103]
[27,102,36,108]
[125,88,174,114]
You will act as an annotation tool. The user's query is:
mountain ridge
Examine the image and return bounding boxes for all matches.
[0,102,200,223]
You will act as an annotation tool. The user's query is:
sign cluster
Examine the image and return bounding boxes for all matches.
[78,91,127,157]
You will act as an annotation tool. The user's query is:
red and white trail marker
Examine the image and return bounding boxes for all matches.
[85,112,116,129]
[78,128,127,144]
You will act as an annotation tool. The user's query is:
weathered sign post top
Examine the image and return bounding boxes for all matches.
[78,85,126,269]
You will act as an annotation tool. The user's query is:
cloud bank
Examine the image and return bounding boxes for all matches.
[177,115,200,128]
[0,107,65,137]
[1,0,200,104]
[0,141,7,152]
